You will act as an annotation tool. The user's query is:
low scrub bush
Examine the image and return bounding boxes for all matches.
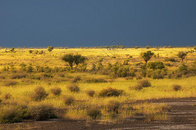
[164,57,177,62]
[106,100,120,114]
[87,107,102,119]
[172,84,182,91]
[71,76,81,83]
[99,87,124,97]
[63,96,75,105]
[67,84,80,92]
[27,103,56,121]
[3,93,12,100]
[138,79,151,87]
[84,77,107,83]
[0,105,27,123]
[31,86,48,101]
[10,73,27,79]
[51,87,62,96]
[4,80,17,86]
[86,89,95,97]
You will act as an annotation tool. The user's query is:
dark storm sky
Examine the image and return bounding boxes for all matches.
[0,0,196,47]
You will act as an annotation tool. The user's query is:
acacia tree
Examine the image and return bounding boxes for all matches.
[140,51,154,63]
[177,51,187,62]
[62,54,75,69]
[62,54,86,69]
[74,54,86,66]
[48,46,54,52]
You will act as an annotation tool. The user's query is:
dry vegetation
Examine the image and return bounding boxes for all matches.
[0,46,196,124]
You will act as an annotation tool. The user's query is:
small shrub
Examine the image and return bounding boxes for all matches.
[138,79,151,87]
[84,77,107,83]
[27,103,56,121]
[31,86,48,101]
[10,73,27,79]
[4,80,17,86]
[63,96,75,105]
[0,105,26,123]
[106,100,120,114]
[86,89,95,97]
[87,107,102,119]
[99,87,124,97]
[3,93,12,100]
[134,84,143,90]
[67,84,80,92]
[164,57,176,62]
[172,84,182,91]
[51,87,62,96]
[71,76,81,83]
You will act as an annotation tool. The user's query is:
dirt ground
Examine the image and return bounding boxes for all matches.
[1,97,196,130]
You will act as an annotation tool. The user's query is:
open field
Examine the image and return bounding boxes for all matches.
[0,47,196,129]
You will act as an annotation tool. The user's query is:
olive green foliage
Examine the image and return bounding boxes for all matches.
[0,105,27,123]
[27,103,56,121]
[62,54,86,69]
[177,51,187,62]
[145,45,150,49]
[67,84,80,92]
[194,46,196,50]
[31,86,48,101]
[63,96,75,105]
[86,89,95,97]
[48,46,54,52]
[172,84,182,91]
[140,51,154,63]
[87,107,102,119]
[51,87,62,96]
[99,87,124,97]
[147,62,165,70]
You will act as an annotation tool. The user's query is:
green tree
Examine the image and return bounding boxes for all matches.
[74,54,86,66]
[145,45,150,49]
[194,46,196,51]
[48,46,54,52]
[177,51,187,62]
[62,54,75,69]
[140,51,154,63]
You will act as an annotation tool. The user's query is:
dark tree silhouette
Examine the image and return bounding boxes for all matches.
[177,51,187,62]
[48,46,54,52]
[74,54,86,66]
[140,51,154,63]
[62,54,75,69]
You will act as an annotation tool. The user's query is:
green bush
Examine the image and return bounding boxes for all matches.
[0,105,27,123]
[147,62,165,70]
[71,76,81,83]
[84,77,107,83]
[31,86,48,101]
[99,87,124,97]
[86,89,95,97]
[51,87,62,96]
[138,79,151,87]
[106,100,120,114]
[4,80,18,86]
[172,84,182,91]
[67,84,80,92]
[63,96,75,105]
[87,107,102,119]
[27,103,56,121]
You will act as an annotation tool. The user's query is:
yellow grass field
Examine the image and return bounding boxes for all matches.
[0,47,195,123]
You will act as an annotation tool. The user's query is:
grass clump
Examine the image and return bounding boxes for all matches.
[63,96,75,105]
[27,103,57,121]
[67,84,80,92]
[51,87,62,96]
[99,87,124,97]
[172,84,182,91]
[87,107,102,120]
[3,93,12,100]
[84,77,107,83]
[10,73,27,79]
[31,86,48,101]
[86,89,95,97]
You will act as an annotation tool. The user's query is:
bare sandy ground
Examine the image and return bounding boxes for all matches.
[1,97,196,130]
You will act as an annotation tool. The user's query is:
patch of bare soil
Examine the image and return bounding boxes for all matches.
[1,97,196,130]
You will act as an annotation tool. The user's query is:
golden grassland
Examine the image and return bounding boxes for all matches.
[0,47,195,123]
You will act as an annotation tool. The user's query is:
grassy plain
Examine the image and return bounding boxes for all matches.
[0,47,195,123]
